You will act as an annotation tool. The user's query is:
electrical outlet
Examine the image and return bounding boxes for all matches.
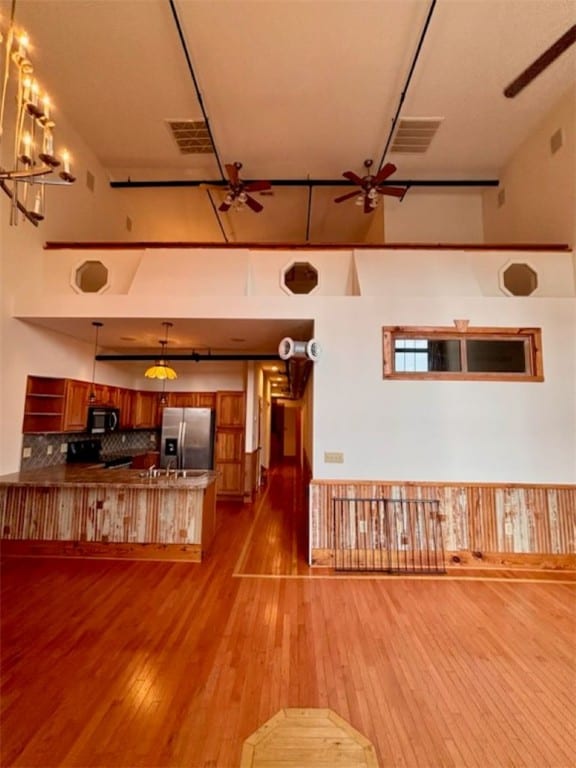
[22,447,32,459]
[324,451,344,463]
[60,443,68,453]
[47,445,53,455]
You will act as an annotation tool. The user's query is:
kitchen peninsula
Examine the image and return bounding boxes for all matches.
[0,466,218,562]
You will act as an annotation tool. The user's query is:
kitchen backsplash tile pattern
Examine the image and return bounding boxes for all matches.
[21,431,159,470]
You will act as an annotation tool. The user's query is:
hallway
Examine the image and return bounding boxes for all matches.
[1,465,575,767]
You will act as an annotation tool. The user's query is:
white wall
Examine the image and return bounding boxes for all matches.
[384,189,485,243]
[312,296,575,483]
[2,245,575,483]
[483,85,576,248]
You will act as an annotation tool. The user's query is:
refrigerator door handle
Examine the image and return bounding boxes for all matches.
[179,421,186,469]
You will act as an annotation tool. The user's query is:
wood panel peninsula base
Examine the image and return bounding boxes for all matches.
[0,467,218,562]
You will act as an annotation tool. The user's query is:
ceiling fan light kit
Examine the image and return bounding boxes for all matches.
[217,161,271,213]
[334,159,408,213]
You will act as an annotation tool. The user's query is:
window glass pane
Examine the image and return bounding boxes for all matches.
[394,339,461,372]
[428,340,461,371]
[466,340,527,373]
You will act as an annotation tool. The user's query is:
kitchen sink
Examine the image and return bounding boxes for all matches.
[139,468,208,479]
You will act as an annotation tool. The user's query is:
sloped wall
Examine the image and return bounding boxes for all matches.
[483,85,576,248]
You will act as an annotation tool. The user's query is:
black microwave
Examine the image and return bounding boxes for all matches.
[87,406,120,434]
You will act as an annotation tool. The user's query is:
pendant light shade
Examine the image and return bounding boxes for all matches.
[144,322,178,380]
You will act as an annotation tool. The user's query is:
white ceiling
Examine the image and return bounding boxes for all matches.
[3,0,576,360]
[2,0,575,245]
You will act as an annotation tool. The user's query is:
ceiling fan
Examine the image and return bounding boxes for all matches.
[219,162,271,213]
[334,159,408,213]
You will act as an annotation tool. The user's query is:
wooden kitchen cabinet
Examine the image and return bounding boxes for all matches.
[168,392,216,408]
[216,392,245,427]
[131,451,160,470]
[132,391,159,429]
[117,387,134,429]
[62,379,91,432]
[215,392,245,497]
[22,376,67,433]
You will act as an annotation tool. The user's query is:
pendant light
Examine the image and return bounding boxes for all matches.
[88,321,103,403]
[144,322,178,380]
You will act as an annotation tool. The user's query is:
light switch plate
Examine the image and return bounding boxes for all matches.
[22,447,32,458]
[324,451,344,463]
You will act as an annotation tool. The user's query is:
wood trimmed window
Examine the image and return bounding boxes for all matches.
[383,325,543,381]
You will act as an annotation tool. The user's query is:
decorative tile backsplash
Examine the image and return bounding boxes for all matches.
[21,430,159,470]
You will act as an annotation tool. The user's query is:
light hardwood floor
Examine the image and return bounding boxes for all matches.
[1,465,575,767]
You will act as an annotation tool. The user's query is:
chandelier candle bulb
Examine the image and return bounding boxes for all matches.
[20,132,32,164]
[22,76,32,103]
[42,96,50,120]
[41,126,54,158]
[16,33,29,62]
[29,80,39,107]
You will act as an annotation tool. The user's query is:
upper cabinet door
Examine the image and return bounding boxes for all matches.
[216,392,245,427]
[63,379,91,432]
[168,392,216,408]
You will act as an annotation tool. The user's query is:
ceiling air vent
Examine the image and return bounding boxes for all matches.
[390,117,444,154]
[166,120,214,154]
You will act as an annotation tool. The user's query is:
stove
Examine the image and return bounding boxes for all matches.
[66,439,133,468]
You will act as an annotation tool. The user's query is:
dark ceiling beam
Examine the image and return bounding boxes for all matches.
[378,0,438,170]
[96,353,281,362]
[168,0,226,180]
[110,178,499,189]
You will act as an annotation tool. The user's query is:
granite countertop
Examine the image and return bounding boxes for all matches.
[0,465,217,490]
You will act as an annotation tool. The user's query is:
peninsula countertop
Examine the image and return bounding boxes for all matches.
[0,465,218,489]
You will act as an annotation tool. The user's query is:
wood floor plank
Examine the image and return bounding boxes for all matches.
[1,465,575,767]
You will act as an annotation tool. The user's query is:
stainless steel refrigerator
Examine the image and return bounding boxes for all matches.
[160,407,216,469]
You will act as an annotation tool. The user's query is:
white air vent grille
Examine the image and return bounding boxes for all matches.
[166,120,214,154]
[390,117,444,154]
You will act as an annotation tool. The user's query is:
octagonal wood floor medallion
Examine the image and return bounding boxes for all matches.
[240,707,379,767]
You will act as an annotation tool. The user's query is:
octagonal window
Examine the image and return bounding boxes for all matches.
[502,263,538,296]
[74,260,109,293]
[282,261,318,295]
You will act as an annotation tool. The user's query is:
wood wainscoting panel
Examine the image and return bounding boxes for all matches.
[309,481,576,567]
[0,485,205,545]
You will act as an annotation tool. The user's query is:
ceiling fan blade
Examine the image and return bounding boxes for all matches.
[244,194,264,213]
[245,180,271,192]
[334,190,359,203]
[378,185,407,199]
[218,201,232,212]
[342,171,364,185]
[225,163,240,184]
[504,25,576,98]
[364,196,372,214]
[374,162,397,185]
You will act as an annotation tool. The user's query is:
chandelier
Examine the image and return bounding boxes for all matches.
[145,322,178,380]
[0,3,75,226]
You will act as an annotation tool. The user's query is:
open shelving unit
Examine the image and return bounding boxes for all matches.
[22,376,67,434]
